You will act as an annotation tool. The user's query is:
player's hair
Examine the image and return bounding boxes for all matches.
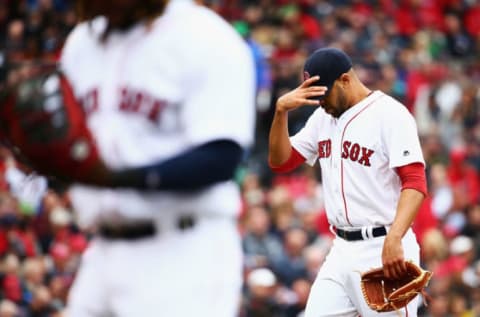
[77,0,168,40]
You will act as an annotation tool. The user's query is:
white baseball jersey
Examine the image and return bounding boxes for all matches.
[60,0,255,228]
[291,91,425,228]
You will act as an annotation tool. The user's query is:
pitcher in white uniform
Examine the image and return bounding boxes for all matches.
[268,48,428,317]
[60,1,255,316]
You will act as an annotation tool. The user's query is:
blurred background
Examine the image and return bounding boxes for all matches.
[1,0,480,316]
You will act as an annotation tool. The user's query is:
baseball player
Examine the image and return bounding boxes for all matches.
[268,48,427,316]
[56,1,255,316]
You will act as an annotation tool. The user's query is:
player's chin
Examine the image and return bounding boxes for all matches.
[319,100,328,111]
[327,108,341,118]
[321,103,334,115]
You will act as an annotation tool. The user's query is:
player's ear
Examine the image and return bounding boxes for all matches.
[338,73,350,88]
[338,73,352,85]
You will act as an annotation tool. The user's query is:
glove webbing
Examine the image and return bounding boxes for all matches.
[361,272,431,316]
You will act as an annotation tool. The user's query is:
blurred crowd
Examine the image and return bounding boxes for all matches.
[1,0,480,316]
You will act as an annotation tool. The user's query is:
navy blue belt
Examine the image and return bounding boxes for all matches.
[335,226,387,241]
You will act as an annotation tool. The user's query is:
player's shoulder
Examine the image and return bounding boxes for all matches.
[375,91,412,117]
[63,17,105,47]
[164,0,234,31]
[307,106,334,127]
[312,106,330,119]
[154,1,249,55]
[61,17,105,62]
[373,91,417,129]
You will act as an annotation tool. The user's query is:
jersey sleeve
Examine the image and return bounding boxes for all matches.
[382,99,425,169]
[290,109,322,166]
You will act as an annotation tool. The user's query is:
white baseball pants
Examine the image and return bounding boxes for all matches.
[304,228,421,317]
[66,217,242,317]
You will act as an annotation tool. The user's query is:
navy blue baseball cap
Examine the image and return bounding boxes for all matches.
[303,48,352,99]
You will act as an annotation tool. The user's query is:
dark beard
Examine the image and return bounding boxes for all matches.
[81,1,167,37]
[330,90,349,118]
[106,15,139,32]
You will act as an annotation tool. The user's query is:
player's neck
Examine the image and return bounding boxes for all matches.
[350,85,373,106]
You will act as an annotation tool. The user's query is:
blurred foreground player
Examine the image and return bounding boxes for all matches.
[58,0,255,316]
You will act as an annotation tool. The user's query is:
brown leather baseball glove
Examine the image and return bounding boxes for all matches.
[360,261,433,312]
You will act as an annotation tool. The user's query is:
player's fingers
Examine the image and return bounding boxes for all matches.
[302,86,328,92]
[304,91,327,99]
[300,75,320,87]
[391,262,403,279]
[391,261,407,279]
[302,98,320,106]
[305,85,327,91]
[383,264,391,279]
[384,263,397,279]
[393,257,408,277]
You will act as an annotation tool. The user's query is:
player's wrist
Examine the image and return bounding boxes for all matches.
[275,104,289,115]
[276,95,293,113]
[385,230,403,240]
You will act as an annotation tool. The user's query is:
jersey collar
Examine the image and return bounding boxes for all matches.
[337,90,383,124]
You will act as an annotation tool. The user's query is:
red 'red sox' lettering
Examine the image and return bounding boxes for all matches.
[81,87,167,123]
[119,88,166,122]
[318,139,331,158]
[342,141,374,166]
[81,89,99,115]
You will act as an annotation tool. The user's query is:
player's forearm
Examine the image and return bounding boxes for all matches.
[96,140,243,191]
[268,109,292,166]
[388,188,425,239]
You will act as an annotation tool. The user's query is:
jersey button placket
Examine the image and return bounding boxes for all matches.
[330,125,343,223]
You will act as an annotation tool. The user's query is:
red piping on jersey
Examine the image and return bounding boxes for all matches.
[340,94,384,226]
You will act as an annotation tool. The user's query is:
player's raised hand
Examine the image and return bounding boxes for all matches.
[276,76,327,113]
